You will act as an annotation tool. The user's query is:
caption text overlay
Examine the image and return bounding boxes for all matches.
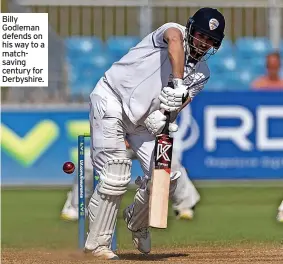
[0,13,48,87]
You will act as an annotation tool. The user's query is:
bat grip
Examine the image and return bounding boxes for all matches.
[161,81,174,135]
[161,111,170,135]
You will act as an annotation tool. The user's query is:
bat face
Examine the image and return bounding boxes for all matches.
[149,82,175,228]
[149,133,174,228]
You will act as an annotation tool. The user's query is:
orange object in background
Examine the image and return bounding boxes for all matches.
[252,52,283,90]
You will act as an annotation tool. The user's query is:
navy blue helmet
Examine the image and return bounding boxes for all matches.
[186,7,225,61]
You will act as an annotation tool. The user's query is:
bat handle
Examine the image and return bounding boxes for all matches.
[161,81,174,135]
[161,111,170,135]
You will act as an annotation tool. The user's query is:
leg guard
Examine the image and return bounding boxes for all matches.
[85,159,131,250]
[125,172,180,231]
[125,176,150,231]
[99,159,132,195]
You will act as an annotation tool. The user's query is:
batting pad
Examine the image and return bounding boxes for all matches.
[125,173,180,231]
[85,188,122,250]
[125,177,150,232]
[99,159,132,195]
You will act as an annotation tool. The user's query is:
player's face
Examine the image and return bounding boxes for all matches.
[266,55,280,79]
[192,31,215,56]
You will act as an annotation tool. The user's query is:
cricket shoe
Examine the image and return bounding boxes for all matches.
[61,205,89,221]
[85,246,119,260]
[123,206,151,254]
[61,204,78,221]
[174,208,194,220]
[276,211,283,223]
[61,192,78,221]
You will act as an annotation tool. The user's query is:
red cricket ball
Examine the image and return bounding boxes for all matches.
[63,161,75,174]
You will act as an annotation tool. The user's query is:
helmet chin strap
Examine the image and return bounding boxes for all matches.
[185,43,203,65]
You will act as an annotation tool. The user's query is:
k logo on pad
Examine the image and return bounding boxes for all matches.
[209,18,219,30]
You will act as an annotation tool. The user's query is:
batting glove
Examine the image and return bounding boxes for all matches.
[159,78,188,112]
[144,110,178,135]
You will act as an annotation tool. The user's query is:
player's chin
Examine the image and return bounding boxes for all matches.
[190,49,206,59]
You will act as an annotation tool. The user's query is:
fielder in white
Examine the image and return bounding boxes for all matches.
[277,200,283,222]
[61,141,200,221]
[64,7,225,259]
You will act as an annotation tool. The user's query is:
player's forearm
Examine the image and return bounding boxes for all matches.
[167,39,185,79]
[164,28,185,79]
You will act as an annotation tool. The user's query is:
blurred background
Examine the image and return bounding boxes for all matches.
[1,0,283,103]
[1,0,283,185]
[1,0,283,254]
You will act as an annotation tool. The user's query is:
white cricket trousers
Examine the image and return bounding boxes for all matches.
[90,77,155,178]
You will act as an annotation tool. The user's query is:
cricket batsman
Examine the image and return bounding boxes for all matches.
[66,7,225,259]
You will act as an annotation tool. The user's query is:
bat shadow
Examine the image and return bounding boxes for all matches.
[119,252,188,261]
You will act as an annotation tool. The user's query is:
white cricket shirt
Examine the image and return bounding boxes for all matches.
[104,22,210,125]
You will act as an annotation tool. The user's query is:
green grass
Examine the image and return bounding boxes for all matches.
[2,186,283,249]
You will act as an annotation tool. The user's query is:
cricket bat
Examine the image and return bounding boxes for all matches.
[149,85,174,229]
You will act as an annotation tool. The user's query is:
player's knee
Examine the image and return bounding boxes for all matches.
[98,159,132,195]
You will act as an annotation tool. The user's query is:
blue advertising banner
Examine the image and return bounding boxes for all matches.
[1,106,143,186]
[1,91,283,185]
[179,91,283,179]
